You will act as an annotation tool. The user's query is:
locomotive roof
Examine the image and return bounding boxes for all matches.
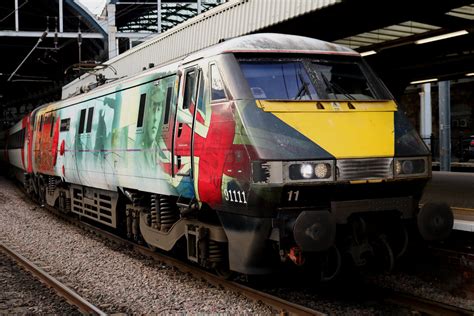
[31,33,359,115]
[183,33,358,62]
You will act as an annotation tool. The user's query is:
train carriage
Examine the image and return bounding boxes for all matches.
[1,33,453,278]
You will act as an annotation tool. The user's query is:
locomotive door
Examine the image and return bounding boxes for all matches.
[172,66,201,198]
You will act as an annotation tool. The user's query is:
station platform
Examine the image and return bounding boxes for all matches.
[432,161,474,172]
[421,171,474,232]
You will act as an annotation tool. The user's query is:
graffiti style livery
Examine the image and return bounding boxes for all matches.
[1,34,453,278]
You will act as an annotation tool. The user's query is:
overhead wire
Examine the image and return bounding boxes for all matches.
[0,0,28,23]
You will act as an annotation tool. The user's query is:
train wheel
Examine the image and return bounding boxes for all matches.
[387,223,409,259]
[36,175,46,206]
[147,243,157,252]
[214,265,233,279]
[372,235,395,273]
[320,246,341,282]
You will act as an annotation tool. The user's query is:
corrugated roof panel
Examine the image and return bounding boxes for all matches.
[334,20,440,50]
[349,36,383,44]
[399,21,441,31]
[385,25,428,34]
[334,39,372,46]
[356,32,398,41]
[446,4,474,20]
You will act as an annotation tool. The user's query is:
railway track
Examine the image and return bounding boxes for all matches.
[73,216,325,316]
[386,291,474,316]
[51,207,474,316]
[11,183,474,315]
[0,241,106,315]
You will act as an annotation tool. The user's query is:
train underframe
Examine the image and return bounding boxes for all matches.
[23,172,232,276]
[22,172,453,280]
[218,201,416,278]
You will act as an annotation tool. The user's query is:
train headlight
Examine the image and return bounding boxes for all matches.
[402,160,414,174]
[314,163,330,179]
[395,160,402,175]
[394,157,428,178]
[300,164,313,179]
[252,160,335,184]
[288,161,334,182]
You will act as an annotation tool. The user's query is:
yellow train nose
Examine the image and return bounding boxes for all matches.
[257,100,396,159]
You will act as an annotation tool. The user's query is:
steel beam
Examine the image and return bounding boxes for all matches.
[0,30,103,39]
[157,0,162,34]
[59,0,64,32]
[108,3,118,58]
[419,83,432,148]
[438,81,451,171]
[15,0,19,31]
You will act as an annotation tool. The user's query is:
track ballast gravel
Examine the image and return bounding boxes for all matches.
[0,251,81,315]
[0,176,272,314]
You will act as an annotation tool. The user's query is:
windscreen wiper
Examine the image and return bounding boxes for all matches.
[294,72,311,100]
[320,73,356,100]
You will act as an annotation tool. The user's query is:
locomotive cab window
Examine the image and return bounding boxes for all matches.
[239,61,318,100]
[311,60,376,100]
[183,70,197,110]
[210,64,227,102]
[238,57,390,101]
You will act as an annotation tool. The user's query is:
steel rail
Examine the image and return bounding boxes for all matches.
[79,220,326,316]
[0,241,106,316]
[385,291,474,316]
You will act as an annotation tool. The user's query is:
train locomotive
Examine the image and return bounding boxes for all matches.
[0,33,453,279]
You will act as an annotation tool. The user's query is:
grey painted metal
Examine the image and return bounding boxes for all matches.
[59,0,64,32]
[0,30,103,39]
[157,0,162,34]
[438,81,451,171]
[62,0,342,99]
[420,83,432,148]
[108,3,118,59]
[197,0,202,14]
[116,32,154,39]
[15,0,19,31]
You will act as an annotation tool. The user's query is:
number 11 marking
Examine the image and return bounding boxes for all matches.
[287,190,299,202]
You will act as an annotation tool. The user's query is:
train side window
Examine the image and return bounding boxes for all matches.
[183,70,197,110]
[210,64,227,102]
[78,109,86,134]
[86,107,94,133]
[137,93,146,128]
[8,128,25,149]
[60,118,70,132]
[50,116,55,137]
[163,86,172,125]
[39,115,43,132]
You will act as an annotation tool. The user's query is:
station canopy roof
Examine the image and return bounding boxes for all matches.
[0,0,105,123]
[262,0,474,93]
[1,0,474,128]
